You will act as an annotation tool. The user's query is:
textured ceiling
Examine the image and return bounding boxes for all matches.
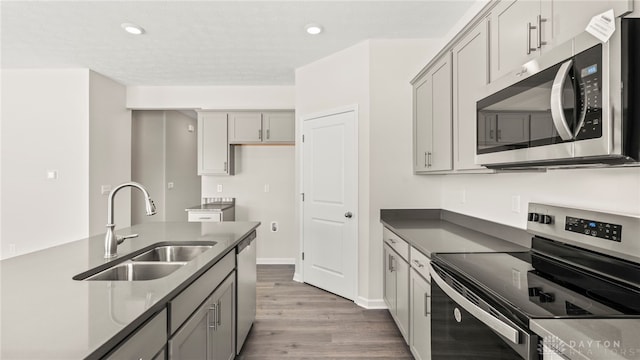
[1,1,475,86]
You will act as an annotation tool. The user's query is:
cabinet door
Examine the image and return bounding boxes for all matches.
[413,54,453,173]
[489,0,541,82]
[168,300,212,360]
[228,112,263,143]
[383,244,397,312]
[453,20,489,171]
[395,254,410,344]
[263,112,295,143]
[410,269,431,360]
[543,0,634,50]
[413,73,433,173]
[211,273,236,360]
[106,309,167,360]
[198,112,232,175]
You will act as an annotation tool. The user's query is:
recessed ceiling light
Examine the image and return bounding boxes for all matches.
[305,24,323,35]
[121,23,145,35]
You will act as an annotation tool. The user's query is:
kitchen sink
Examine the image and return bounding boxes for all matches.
[84,262,186,281]
[132,245,215,262]
[74,241,217,281]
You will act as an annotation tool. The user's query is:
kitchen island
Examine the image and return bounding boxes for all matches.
[0,221,259,359]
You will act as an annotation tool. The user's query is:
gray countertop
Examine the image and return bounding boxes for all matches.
[0,221,259,359]
[381,217,529,257]
[532,319,640,360]
[185,203,234,211]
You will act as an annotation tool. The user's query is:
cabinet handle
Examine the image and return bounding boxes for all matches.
[413,259,425,268]
[497,129,502,141]
[266,129,270,140]
[209,304,217,330]
[388,238,397,244]
[223,161,227,172]
[388,254,395,272]
[537,15,547,49]
[427,152,432,168]
[425,292,431,316]
[217,300,222,326]
[526,22,537,55]
[258,129,262,140]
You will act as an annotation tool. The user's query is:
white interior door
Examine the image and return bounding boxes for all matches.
[302,109,357,301]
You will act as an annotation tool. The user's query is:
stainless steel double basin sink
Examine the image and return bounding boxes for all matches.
[74,243,216,281]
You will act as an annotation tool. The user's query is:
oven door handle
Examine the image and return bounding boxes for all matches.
[550,59,575,141]
[429,263,520,344]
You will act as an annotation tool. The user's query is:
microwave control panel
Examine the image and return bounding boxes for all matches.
[565,216,622,242]
[574,44,603,141]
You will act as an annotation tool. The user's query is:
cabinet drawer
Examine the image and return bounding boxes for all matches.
[105,309,167,360]
[410,247,430,281]
[383,227,409,261]
[188,211,222,222]
[169,250,235,334]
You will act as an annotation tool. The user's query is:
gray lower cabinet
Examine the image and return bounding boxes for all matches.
[104,308,167,360]
[383,243,409,343]
[409,268,431,360]
[169,272,236,360]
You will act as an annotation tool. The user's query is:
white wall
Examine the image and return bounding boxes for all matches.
[441,168,640,228]
[131,110,200,224]
[126,85,294,110]
[202,145,296,263]
[368,39,445,301]
[1,69,90,258]
[1,69,130,259]
[89,71,131,236]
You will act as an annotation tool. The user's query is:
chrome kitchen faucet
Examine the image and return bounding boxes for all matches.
[104,182,156,258]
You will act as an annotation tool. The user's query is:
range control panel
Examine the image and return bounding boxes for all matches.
[565,217,622,242]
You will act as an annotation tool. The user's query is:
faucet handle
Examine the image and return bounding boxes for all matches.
[116,233,138,245]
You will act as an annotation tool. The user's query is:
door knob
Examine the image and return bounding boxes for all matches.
[345,212,353,218]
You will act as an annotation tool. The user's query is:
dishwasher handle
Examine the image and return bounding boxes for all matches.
[237,231,256,252]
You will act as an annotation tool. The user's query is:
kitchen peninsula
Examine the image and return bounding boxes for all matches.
[0,221,259,359]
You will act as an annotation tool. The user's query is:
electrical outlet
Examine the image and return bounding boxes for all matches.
[9,243,16,255]
[264,184,270,193]
[511,195,521,213]
[270,221,278,232]
[167,182,174,189]
[460,189,466,204]
[46,170,58,180]
[217,184,223,192]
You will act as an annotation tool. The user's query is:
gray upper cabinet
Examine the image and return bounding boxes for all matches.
[263,112,295,143]
[413,53,453,173]
[198,111,234,176]
[228,112,263,143]
[452,19,490,171]
[228,111,295,145]
[489,0,544,82]
[490,0,634,82]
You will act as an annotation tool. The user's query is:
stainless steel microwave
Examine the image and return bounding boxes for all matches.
[476,18,639,169]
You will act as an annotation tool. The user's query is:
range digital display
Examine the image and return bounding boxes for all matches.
[565,216,622,242]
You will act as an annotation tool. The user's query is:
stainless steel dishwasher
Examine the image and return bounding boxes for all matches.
[236,231,256,354]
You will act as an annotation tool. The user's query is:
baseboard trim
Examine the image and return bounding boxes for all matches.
[355,296,387,309]
[256,258,296,265]
[292,271,303,283]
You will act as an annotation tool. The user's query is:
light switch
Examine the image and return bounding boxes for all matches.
[168,182,174,189]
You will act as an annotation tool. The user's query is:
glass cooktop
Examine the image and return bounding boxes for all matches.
[432,246,640,320]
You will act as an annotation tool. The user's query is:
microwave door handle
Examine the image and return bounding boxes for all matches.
[429,263,520,344]
[550,59,575,141]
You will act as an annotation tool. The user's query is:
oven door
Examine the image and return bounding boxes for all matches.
[430,263,538,360]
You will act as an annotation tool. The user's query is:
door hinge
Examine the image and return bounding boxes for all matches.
[301,193,305,201]
[302,134,305,142]
[302,252,305,261]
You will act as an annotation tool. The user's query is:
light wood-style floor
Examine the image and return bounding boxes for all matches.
[238,265,413,359]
